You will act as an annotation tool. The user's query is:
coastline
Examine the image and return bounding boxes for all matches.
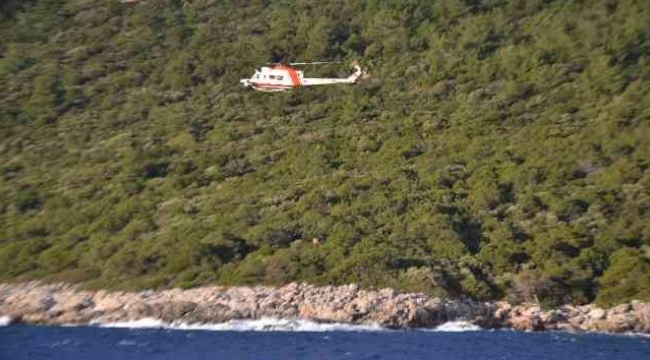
[1,282,648,334]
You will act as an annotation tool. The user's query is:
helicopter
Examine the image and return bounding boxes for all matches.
[239,61,363,92]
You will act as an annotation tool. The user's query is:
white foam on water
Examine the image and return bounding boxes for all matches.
[116,339,139,346]
[0,315,12,326]
[97,318,167,329]
[425,321,482,332]
[97,318,486,333]
[97,317,387,332]
[589,331,650,339]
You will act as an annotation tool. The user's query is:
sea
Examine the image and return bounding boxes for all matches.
[1,317,649,360]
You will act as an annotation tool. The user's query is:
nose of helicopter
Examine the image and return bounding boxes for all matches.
[240,79,252,87]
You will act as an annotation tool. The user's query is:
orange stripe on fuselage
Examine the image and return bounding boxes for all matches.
[274,65,301,88]
[287,68,301,88]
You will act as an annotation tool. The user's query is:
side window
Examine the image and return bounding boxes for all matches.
[277,76,284,80]
[269,75,276,80]
[256,74,260,79]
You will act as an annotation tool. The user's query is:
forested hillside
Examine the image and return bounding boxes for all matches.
[1,0,649,306]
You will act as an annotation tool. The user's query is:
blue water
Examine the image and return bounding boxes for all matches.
[1,325,649,360]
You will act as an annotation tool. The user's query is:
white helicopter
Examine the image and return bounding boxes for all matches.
[240,61,363,92]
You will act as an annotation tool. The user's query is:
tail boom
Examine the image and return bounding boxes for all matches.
[301,65,362,86]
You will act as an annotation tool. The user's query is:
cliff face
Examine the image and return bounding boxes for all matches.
[1,283,649,333]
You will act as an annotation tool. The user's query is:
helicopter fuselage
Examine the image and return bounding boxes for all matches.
[240,64,362,92]
[239,65,303,92]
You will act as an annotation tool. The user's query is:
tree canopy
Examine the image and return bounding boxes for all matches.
[1,0,649,307]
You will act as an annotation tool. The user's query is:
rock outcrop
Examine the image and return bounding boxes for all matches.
[1,282,648,333]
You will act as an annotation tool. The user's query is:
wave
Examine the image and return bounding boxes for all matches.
[96,318,484,332]
[96,317,387,332]
[0,315,12,326]
[5,315,481,333]
[424,321,482,332]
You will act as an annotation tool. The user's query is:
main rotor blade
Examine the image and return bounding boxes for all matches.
[288,61,344,66]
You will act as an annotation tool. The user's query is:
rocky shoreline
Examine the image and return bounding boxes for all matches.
[1,282,649,334]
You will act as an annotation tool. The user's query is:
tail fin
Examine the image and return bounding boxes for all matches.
[347,63,363,83]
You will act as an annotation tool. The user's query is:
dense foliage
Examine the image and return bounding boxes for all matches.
[1,0,649,307]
